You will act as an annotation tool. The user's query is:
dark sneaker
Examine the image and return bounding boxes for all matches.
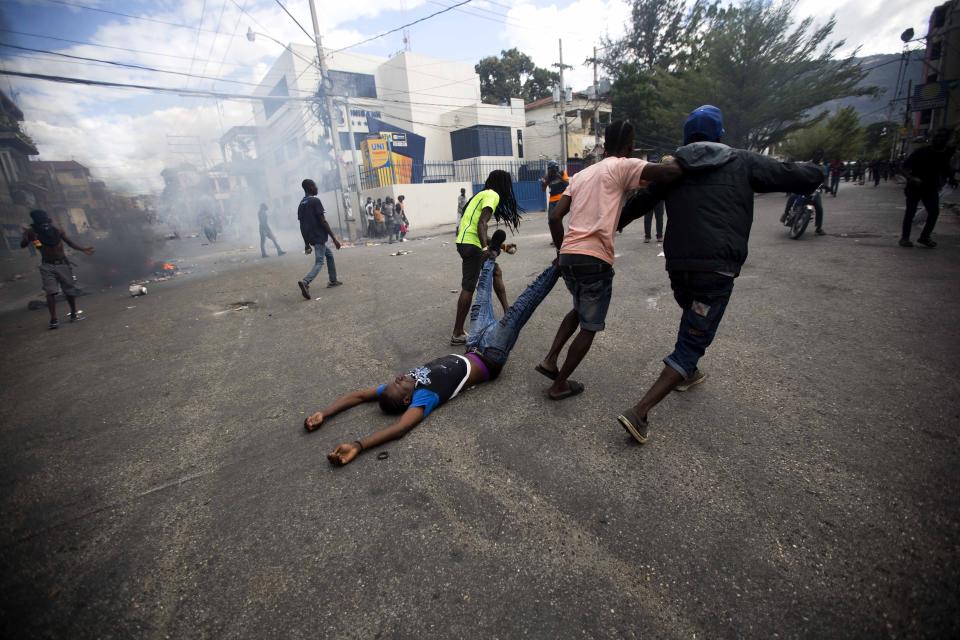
[48,318,59,330]
[917,237,937,248]
[656,235,663,243]
[298,280,310,299]
[644,236,651,243]
[675,369,707,392]
[899,238,914,248]
[278,250,286,256]
[617,408,649,444]
[327,280,343,288]
[69,310,85,322]
[261,253,268,258]
[815,228,826,236]
[487,229,506,255]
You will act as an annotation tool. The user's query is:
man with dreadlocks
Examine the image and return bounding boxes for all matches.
[450,169,522,345]
[537,120,683,400]
[306,231,560,466]
[20,209,95,330]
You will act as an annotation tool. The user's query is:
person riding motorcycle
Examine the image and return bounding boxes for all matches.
[782,149,826,235]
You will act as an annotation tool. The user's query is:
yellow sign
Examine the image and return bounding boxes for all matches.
[364,138,390,169]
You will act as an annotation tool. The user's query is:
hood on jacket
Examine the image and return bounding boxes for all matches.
[675,142,736,172]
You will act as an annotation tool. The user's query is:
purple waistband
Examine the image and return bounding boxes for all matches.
[465,352,491,383]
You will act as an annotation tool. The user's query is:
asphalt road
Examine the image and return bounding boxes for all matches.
[1,181,958,639]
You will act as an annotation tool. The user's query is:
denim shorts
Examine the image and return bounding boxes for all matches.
[664,271,735,379]
[560,254,614,331]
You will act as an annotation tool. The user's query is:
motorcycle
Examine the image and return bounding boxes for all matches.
[781,186,823,239]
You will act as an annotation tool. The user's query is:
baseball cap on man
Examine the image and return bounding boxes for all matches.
[683,105,725,145]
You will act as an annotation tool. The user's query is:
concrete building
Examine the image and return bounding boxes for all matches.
[524,91,612,163]
[251,45,526,229]
[30,160,98,234]
[0,91,43,251]
[912,0,960,141]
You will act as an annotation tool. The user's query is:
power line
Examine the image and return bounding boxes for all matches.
[0,68,314,101]
[332,0,474,53]
[0,42,317,91]
[274,0,315,43]
[186,0,209,87]
[0,29,249,68]
[34,0,225,34]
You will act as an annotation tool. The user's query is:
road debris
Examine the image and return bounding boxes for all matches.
[129,284,148,296]
[391,250,411,256]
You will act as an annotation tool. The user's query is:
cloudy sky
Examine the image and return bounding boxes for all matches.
[0,0,934,192]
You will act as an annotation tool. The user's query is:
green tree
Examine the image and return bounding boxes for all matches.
[862,121,899,160]
[781,106,863,160]
[475,48,559,105]
[601,0,720,152]
[656,1,871,150]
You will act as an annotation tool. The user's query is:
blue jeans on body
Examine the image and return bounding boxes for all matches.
[663,271,735,379]
[466,260,560,367]
[303,242,337,284]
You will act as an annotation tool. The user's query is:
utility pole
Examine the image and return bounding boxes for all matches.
[592,46,599,158]
[552,39,573,171]
[342,96,367,235]
[307,0,351,240]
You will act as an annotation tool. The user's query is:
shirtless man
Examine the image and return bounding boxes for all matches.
[20,209,94,330]
[304,231,560,465]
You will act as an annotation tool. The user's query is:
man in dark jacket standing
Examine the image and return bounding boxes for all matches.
[614,105,823,444]
[297,179,342,300]
[899,129,955,248]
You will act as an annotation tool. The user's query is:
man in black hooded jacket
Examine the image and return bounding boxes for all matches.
[614,105,823,444]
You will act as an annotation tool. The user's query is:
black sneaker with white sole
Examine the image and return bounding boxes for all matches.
[298,280,310,299]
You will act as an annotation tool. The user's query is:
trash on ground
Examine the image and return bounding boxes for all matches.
[377,451,389,460]
[129,284,148,296]
[126,306,136,310]
[391,250,411,256]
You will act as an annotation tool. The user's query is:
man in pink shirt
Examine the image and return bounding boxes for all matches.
[536,120,682,400]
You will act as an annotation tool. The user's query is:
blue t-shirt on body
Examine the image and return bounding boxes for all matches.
[376,384,441,417]
[375,354,472,417]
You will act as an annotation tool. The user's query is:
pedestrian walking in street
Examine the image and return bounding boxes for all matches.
[397,195,409,241]
[536,120,682,400]
[457,187,467,224]
[614,105,823,444]
[373,199,384,237]
[297,179,342,300]
[364,197,374,237]
[383,197,397,244]
[899,129,956,248]
[829,159,843,196]
[872,159,881,187]
[305,234,561,467]
[20,209,95,330]
[644,201,665,243]
[257,203,285,257]
[450,170,521,345]
[541,160,569,215]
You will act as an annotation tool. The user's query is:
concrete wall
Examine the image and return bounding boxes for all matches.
[360,181,472,231]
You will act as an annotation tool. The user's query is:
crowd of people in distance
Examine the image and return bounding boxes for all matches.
[363,195,410,243]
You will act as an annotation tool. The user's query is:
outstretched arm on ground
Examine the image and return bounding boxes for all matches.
[327,407,425,466]
[304,387,379,432]
[548,195,571,249]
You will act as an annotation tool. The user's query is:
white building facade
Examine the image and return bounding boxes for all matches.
[251,45,528,229]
